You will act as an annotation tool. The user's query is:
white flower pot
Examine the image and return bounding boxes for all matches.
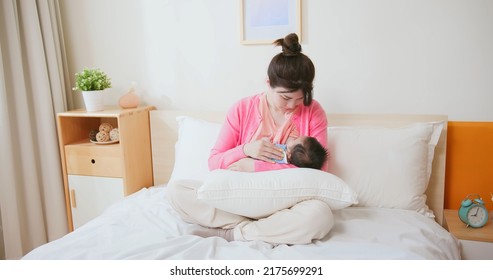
[82,90,105,112]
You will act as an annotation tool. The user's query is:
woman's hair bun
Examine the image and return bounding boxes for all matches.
[274,33,301,56]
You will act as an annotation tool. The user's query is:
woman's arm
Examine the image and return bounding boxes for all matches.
[228,157,296,172]
[209,118,286,171]
[208,105,246,170]
[209,94,285,171]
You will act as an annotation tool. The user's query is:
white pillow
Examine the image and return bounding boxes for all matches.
[327,122,443,215]
[169,116,221,182]
[197,168,358,219]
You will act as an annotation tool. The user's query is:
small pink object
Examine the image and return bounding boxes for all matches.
[119,82,140,109]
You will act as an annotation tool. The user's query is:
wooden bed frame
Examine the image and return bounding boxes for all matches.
[149,110,448,225]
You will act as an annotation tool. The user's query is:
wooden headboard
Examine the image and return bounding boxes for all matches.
[149,110,448,225]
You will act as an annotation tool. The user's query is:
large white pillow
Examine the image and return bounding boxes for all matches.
[327,122,443,215]
[197,168,358,219]
[169,116,221,182]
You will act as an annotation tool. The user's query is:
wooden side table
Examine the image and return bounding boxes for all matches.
[57,106,155,231]
[443,209,493,259]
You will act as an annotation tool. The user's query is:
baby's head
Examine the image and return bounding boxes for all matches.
[287,136,328,169]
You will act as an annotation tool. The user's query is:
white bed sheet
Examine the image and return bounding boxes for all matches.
[22,186,460,260]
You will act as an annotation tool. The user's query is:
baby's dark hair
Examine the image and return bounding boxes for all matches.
[289,137,328,170]
[268,33,315,106]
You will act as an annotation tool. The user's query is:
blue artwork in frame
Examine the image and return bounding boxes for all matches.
[241,0,301,45]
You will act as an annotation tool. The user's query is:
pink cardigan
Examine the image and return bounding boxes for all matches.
[208,93,328,172]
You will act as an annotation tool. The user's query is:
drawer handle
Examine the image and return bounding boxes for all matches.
[91,159,96,164]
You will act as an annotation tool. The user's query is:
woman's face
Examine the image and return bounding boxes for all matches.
[267,85,304,114]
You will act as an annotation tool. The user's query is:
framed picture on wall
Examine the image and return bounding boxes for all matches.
[240,0,302,45]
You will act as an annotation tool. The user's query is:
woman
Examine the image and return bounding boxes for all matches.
[167,33,333,245]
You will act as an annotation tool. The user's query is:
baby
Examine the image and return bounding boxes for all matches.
[274,136,328,170]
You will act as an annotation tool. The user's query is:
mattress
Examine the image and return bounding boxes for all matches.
[22,185,460,260]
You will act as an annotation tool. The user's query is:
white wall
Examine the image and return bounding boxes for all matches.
[59,0,493,121]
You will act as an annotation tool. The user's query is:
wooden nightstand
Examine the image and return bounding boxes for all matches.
[443,209,493,259]
[57,106,155,231]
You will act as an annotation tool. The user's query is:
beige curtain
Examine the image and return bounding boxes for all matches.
[0,0,70,259]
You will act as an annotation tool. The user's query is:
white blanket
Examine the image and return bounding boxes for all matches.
[22,186,460,260]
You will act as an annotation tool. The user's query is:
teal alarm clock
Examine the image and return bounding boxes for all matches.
[458,194,489,228]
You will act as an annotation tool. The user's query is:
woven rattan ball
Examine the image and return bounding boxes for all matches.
[96,131,109,142]
[89,129,99,141]
[99,122,113,133]
[109,128,119,141]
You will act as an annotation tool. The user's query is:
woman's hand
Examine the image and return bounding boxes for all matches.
[242,137,284,163]
[228,158,255,172]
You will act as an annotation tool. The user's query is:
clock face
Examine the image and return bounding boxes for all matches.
[467,205,488,227]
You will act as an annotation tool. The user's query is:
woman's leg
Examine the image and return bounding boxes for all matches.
[167,181,333,244]
[166,179,249,229]
[234,199,334,245]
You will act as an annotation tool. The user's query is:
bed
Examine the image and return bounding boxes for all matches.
[22,110,460,260]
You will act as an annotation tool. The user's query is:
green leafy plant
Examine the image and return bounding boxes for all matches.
[72,68,112,91]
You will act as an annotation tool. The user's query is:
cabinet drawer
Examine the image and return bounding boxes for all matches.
[65,144,123,177]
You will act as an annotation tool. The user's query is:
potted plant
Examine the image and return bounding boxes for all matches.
[73,68,112,112]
